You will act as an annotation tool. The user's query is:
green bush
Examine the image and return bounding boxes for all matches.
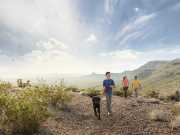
[172,102,180,116]
[82,88,101,97]
[145,90,159,98]
[0,84,72,135]
[113,88,132,97]
[0,93,49,134]
[64,86,79,92]
[50,85,72,106]
[0,81,12,91]
[113,89,124,96]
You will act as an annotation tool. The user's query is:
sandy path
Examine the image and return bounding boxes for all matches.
[45,93,179,135]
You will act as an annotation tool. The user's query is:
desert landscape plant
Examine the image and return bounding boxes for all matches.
[171,102,180,116]
[149,109,171,122]
[171,115,180,129]
[81,88,101,97]
[0,83,72,135]
[0,81,12,91]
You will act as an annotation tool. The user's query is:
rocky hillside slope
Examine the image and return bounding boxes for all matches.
[143,59,180,96]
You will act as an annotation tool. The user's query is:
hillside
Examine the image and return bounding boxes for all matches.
[121,61,168,80]
[142,59,180,96]
[65,60,168,88]
[13,59,179,94]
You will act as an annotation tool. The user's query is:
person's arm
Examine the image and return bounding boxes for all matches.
[131,81,134,89]
[139,80,142,89]
[111,80,115,88]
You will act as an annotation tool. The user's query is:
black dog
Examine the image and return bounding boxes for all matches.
[92,96,101,120]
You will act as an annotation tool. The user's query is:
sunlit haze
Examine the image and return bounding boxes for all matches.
[1,0,180,78]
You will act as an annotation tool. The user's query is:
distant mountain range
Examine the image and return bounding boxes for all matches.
[64,60,168,88]
[64,59,180,95]
[6,58,180,94]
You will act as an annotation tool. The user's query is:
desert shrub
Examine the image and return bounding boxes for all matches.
[145,90,159,98]
[149,109,171,122]
[0,84,72,135]
[80,89,86,92]
[171,115,180,129]
[113,90,124,96]
[0,92,49,135]
[17,79,31,88]
[113,88,132,97]
[63,86,76,91]
[50,85,72,107]
[156,90,180,102]
[171,102,180,116]
[168,91,180,102]
[23,85,72,108]
[82,88,101,97]
[0,81,12,91]
[70,87,80,92]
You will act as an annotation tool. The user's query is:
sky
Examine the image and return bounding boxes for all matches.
[0,0,180,77]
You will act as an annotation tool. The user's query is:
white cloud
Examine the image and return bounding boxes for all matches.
[115,13,156,41]
[98,46,180,73]
[0,0,89,48]
[0,39,94,77]
[36,38,68,51]
[85,34,98,44]
[99,50,139,60]
[1,45,180,77]
[134,14,156,25]
[134,8,139,12]
[0,0,179,77]
[104,0,118,15]
[118,31,143,45]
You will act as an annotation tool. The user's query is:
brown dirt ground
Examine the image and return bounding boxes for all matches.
[44,93,180,135]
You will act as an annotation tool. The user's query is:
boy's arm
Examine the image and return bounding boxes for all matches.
[111,80,115,88]
[131,81,134,89]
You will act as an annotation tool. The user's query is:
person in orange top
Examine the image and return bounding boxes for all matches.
[122,76,129,98]
[131,75,142,97]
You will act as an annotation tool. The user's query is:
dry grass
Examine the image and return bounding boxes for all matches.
[149,109,171,122]
[171,102,180,115]
[171,115,180,129]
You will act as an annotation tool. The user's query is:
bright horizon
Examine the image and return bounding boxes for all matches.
[0,0,180,78]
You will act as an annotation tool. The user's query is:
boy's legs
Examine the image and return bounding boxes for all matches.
[134,89,138,97]
[106,95,112,113]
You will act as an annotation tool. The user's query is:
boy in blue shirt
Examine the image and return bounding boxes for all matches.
[103,72,115,116]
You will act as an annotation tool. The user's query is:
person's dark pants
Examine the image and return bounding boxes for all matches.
[123,87,128,98]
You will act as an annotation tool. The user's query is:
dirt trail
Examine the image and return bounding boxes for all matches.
[45,93,180,135]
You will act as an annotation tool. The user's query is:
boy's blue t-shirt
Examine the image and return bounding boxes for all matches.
[103,79,115,96]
